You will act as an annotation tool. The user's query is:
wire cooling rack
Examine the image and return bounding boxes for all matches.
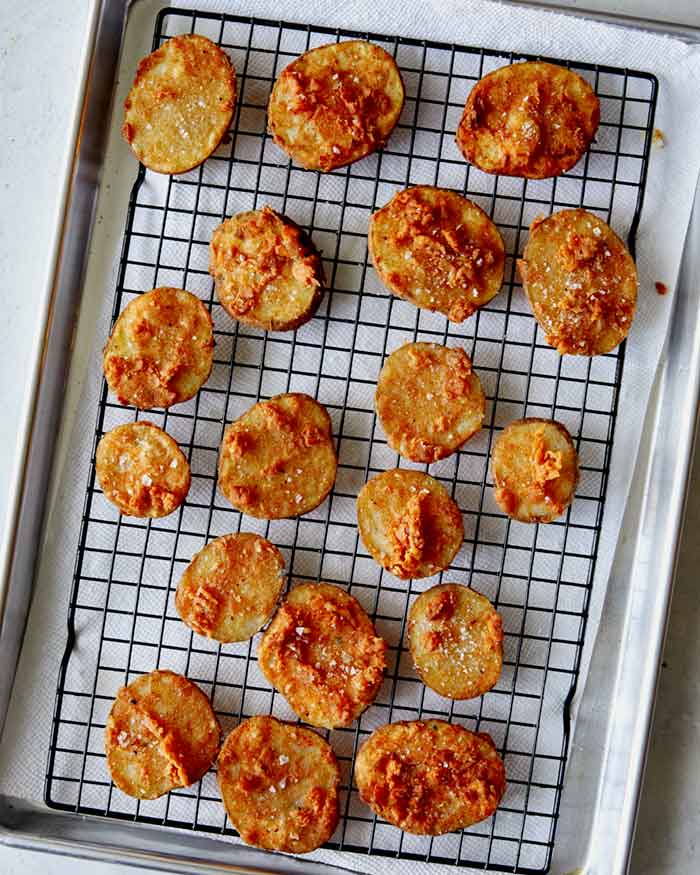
[44,6,657,873]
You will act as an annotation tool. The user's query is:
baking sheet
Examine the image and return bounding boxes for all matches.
[1,1,692,875]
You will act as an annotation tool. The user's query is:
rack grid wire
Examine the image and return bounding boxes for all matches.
[44,6,657,874]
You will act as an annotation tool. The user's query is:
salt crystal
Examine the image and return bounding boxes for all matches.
[170,458,178,469]
[593,227,602,237]
[279,778,287,789]
[141,474,152,486]
[295,494,303,503]
[269,786,276,794]
[426,393,433,400]
[279,754,289,765]
[295,626,307,636]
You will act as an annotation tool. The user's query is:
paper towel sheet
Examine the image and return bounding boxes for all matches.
[1,2,700,875]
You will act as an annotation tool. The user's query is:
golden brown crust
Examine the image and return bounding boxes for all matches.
[408,583,503,699]
[105,669,221,800]
[217,715,340,853]
[456,61,600,179]
[518,208,637,355]
[258,582,386,729]
[268,40,404,171]
[95,421,191,518]
[357,469,464,580]
[369,186,505,322]
[376,342,485,462]
[354,719,506,835]
[103,287,214,409]
[491,417,579,523]
[122,34,236,174]
[218,392,337,519]
[209,207,324,332]
[175,533,284,643]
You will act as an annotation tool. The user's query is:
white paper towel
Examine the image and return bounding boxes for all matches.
[1,2,700,874]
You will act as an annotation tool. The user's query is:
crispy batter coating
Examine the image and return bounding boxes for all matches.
[518,208,637,355]
[217,715,340,853]
[175,533,284,643]
[456,61,599,179]
[491,417,579,523]
[122,34,236,175]
[369,186,505,322]
[354,719,506,835]
[268,40,404,171]
[376,342,485,462]
[357,469,464,580]
[218,392,337,519]
[258,582,386,729]
[103,287,214,409]
[408,583,503,699]
[105,669,221,800]
[210,207,324,332]
[96,421,190,518]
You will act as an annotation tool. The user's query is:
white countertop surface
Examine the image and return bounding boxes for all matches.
[1,1,698,873]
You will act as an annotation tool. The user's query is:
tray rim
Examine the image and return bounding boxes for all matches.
[1,2,699,874]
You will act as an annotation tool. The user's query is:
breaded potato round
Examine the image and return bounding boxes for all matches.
[210,206,324,332]
[218,393,337,519]
[122,34,236,174]
[456,61,600,179]
[491,418,579,523]
[357,469,464,580]
[268,40,404,171]
[96,421,190,518]
[408,583,503,699]
[518,208,637,355]
[258,582,386,729]
[376,342,485,462]
[103,287,214,409]
[217,715,340,853]
[355,719,506,835]
[105,669,221,800]
[175,533,284,643]
[369,186,505,322]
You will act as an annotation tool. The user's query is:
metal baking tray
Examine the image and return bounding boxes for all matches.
[1,2,699,874]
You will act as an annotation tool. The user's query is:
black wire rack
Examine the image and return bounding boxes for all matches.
[44,6,658,873]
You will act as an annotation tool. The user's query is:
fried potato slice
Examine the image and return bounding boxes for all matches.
[355,719,506,835]
[258,582,386,729]
[96,421,190,518]
[105,669,221,800]
[369,186,505,322]
[268,39,404,171]
[408,583,503,699]
[175,533,284,643]
[376,342,485,462]
[518,208,637,355]
[217,715,340,853]
[456,61,599,179]
[122,34,236,174]
[491,417,579,523]
[357,469,464,580]
[218,393,337,519]
[103,287,214,409]
[210,206,324,332]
